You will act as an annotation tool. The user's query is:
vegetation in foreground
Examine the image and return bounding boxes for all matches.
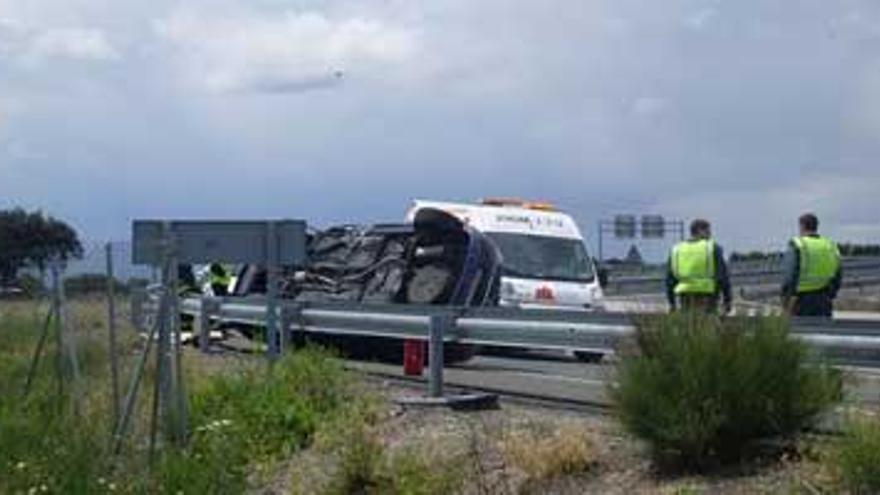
[7,299,880,494]
[612,313,843,470]
[0,300,370,494]
[826,412,880,494]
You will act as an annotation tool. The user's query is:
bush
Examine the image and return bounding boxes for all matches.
[154,347,353,493]
[829,414,880,493]
[0,303,356,495]
[0,310,115,495]
[612,313,841,469]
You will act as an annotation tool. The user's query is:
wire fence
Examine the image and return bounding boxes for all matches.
[67,240,156,283]
[12,241,157,292]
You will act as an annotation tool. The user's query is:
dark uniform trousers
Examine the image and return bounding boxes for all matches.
[792,290,833,317]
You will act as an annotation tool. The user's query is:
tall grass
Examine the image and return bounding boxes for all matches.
[152,347,354,494]
[312,403,468,495]
[612,313,842,470]
[0,303,114,494]
[827,413,880,493]
[0,300,359,494]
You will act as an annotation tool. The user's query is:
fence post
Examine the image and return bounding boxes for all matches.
[428,314,452,399]
[105,242,121,429]
[130,288,145,329]
[51,259,82,409]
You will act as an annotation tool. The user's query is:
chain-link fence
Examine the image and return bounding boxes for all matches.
[67,240,157,283]
[9,240,157,297]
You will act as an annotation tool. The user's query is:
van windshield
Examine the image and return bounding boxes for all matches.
[486,232,595,283]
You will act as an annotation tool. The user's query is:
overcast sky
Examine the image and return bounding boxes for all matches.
[0,0,877,256]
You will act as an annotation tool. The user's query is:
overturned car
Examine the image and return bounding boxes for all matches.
[228,208,502,362]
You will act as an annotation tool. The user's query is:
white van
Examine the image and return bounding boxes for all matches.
[407,199,605,310]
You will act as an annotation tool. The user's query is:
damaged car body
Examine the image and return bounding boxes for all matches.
[229,208,502,362]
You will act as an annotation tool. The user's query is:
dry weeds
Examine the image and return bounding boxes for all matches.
[499,420,597,484]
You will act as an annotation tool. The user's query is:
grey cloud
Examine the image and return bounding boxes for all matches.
[153,6,416,94]
[0,20,119,64]
[0,0,877,251]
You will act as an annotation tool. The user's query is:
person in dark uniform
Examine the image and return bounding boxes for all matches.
[177,264,198,295]
[666,219,732,314]
[781,213,842,317]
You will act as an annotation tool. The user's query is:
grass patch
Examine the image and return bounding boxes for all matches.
[0,299,362,494]
[827,413,880,494]
[499,421,597,484]
[149,347,353,494]
[0,303,115,494]
[612,313,842,470]
[307,404,468,495]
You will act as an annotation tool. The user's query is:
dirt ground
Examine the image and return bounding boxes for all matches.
[257,379,834,495]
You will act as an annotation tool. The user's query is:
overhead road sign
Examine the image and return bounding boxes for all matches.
[132,220,307,266]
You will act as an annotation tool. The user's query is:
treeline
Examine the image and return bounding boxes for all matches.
[12,273,149,298]
[730,243,880,262]
[839,243,880,257]
[0,208,82,284]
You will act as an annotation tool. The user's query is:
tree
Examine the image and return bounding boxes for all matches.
[0,208,83,284]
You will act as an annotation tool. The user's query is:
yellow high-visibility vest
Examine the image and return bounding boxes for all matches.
[792,236,839,293]
[671,239,716,295]
[210,265,232,286]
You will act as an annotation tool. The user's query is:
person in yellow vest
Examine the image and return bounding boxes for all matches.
[781,213,842,317]
[665,219,732,314]
[209,263,232,296]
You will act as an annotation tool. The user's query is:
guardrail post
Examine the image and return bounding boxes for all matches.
[199,297,218,353]
[279,303,303,352]
[428,314,452,398]
[278,305,289,353]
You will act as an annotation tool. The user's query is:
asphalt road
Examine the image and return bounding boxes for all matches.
[347,352,880,408]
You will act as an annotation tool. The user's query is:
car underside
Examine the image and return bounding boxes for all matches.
[228,208,502,362]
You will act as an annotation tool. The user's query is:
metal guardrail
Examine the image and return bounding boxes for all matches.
[130,294,880,402]
[606,257,880,278]
[606,262,880,296]
[165,296,880,355]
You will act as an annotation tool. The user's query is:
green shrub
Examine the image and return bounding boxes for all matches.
[154,347,353,493]
[829,414,880,493]
[612,313,841,469]
[0,304,355,495]
[0,311,115,495]
[382,446,466,495]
